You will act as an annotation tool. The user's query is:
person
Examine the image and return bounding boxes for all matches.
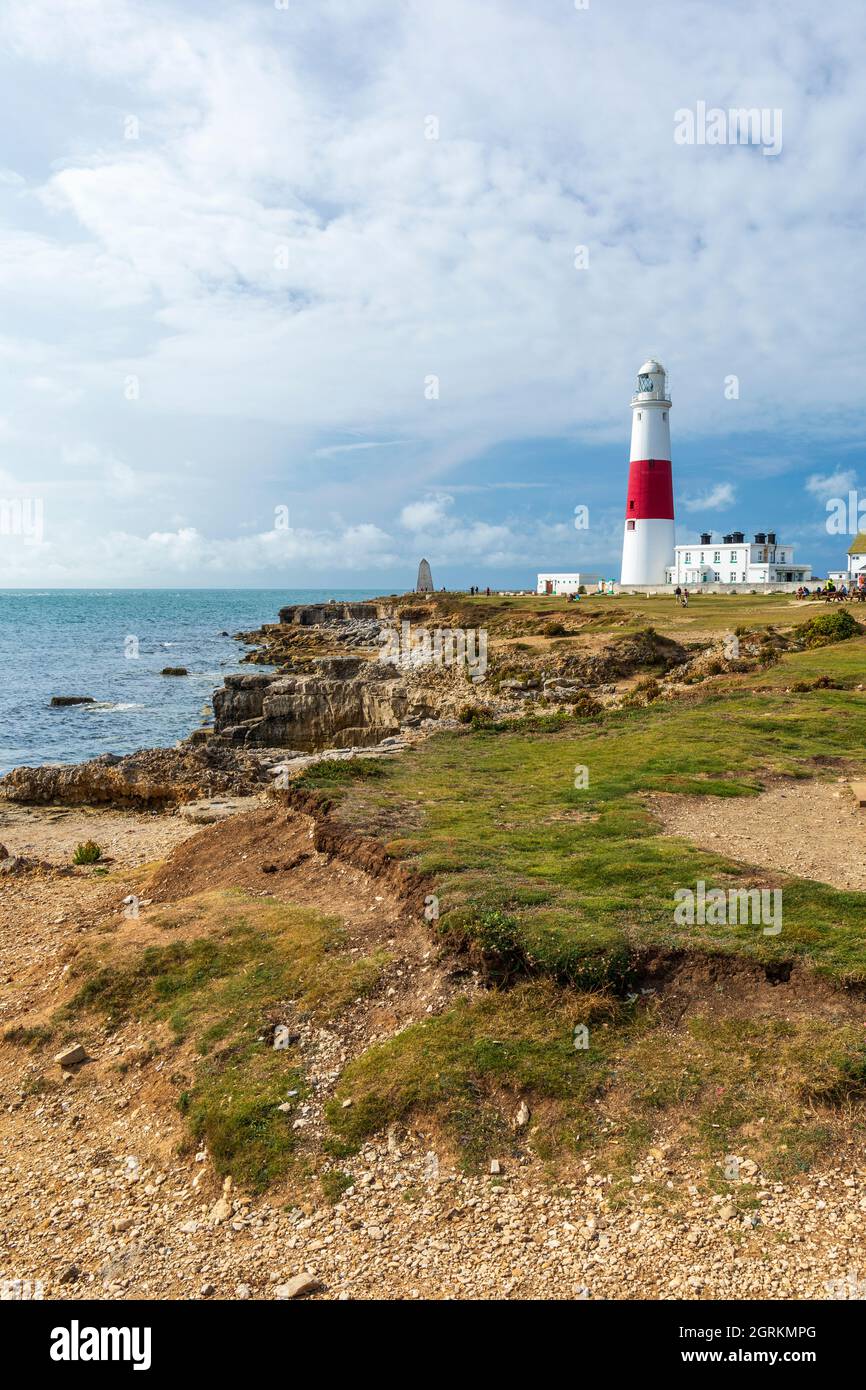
[485,586,490,597]
[674,585,682,605]
[682,587,689,607]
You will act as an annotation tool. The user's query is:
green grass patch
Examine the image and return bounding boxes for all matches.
[72,840,102,865]
[64,889,389,1190]
[293,757,389,791]
[325,641,866,984]
[327,981,621,1170]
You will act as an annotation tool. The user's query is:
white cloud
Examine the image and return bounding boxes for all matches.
[681,482,736,512]
[0,0,864,582]
[805,469,857,500]
[399,495,455,531]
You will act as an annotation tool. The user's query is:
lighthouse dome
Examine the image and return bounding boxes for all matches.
[633,358,670,403]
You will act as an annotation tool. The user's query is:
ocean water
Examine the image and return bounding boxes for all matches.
[0,589,382,774]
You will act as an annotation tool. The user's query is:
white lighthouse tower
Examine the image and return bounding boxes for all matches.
[620,359,675,586]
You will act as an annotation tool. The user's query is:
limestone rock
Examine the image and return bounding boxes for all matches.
[0,743,266,809]
[208,1177,233,1225]
[274,1272,319,1300]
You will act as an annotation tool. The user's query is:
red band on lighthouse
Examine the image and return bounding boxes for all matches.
[625,459,674,520]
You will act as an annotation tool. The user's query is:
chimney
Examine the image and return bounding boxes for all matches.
[700,531,712,545]
[766,531,777,545]
[723,533,733,544]
[755,532,766,544]
[732,530,744,543]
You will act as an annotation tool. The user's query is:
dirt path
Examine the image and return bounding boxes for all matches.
[648,777,866,891]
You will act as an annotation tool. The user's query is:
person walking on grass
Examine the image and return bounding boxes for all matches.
[674,585,682,605]
[682,588,689,607]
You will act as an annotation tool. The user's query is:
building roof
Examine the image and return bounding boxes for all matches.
[847,533,866,554]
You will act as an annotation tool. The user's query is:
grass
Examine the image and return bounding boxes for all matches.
[327,638,866,983]
[72,840,102,865]
[408,589,815,640]
[325,981,866,1183]
[310,633,866,1175]
[293,756,388,792]
[327,981,619,1169]
[64,890,389,1190]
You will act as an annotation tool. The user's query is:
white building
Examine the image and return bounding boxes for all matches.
[665,531,812,587]
[536,572,602,595]
[847,533,866,581]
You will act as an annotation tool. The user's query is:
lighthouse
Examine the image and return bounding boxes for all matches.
[620,359,675,585]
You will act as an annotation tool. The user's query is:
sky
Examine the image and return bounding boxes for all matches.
[0,0,864,589]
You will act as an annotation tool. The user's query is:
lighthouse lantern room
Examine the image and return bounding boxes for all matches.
[620,359,675,586]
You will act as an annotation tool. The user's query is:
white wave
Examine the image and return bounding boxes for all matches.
[86,701,145,712]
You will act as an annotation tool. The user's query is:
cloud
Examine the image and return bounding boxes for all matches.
[0,0,864,582]
[681,482,736,512]
[399,495,455,531]
[314,441,411,459]
[805,470,857,501]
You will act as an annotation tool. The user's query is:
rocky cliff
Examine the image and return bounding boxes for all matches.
[0,744,268,808]
[212,657,438,750]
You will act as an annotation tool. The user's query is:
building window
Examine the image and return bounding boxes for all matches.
[684,552,691,563]
[729,573,736,582]
[729,552,737,562]
[713,572,720,581]
[741,573,746,581]
[779,551,785,561]
[713,551,720,563]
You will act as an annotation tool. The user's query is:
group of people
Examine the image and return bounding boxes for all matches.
[797,578,866,602]
[673,586,690,607]
[468,586,491,596]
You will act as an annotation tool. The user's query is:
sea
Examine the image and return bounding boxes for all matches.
[0,589,382,775]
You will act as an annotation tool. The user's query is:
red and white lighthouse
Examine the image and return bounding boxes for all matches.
[620,359,675,585]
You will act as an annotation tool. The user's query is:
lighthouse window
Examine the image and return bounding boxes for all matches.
[662,412,667,420]
[629,500,635,510]
[627,520,635,531]
[636,412,641,420]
